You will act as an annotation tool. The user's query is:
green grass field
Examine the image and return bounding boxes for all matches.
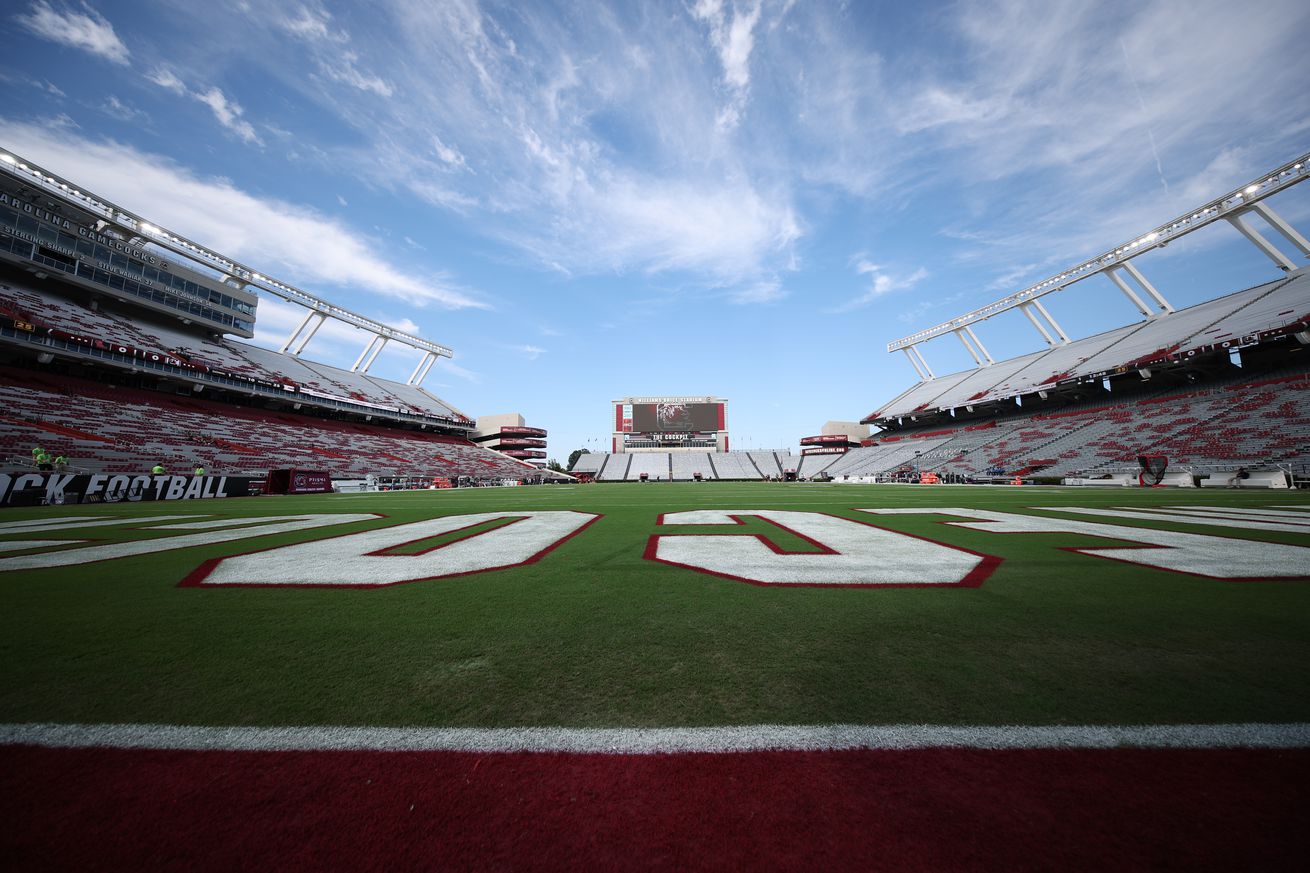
[3,482,1309,731]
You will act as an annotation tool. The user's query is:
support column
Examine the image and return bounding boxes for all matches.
[415,354,439,386]
[1021,303,1055,345]
[1227,212,1297,271]
[1106,266,1151,317]
[954,330,982,366]
[911,345,935,380]
[1122,261,1173,314]
[901,347,928,380]
[361,337,389,373]
[407,352,433,385]
[1247,202,1310,258]
[292,314,325,356]
[279,309,316,354]
[1033,300,1070,343]
[964,326,994,365]
[351,335,381,372]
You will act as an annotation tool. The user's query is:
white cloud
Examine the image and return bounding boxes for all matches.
[829,262,929,313]
[324,58,393,97]
[145,70,262,145]
[16,1,129,65]
[293,0,802,287]
[516,345,546,360]
[432,135,467,171]
[691,0,764,131]
[271,2,392,97]
[194,87,262,145]
[100,95,147,123]
[2,120,488,312]
[277,4,339,43]
[146,68,187,95]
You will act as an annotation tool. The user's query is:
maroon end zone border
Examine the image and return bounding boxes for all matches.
[644,510,1002,589]
[884,508,1310,583]
[4,744,1306,872]
[179,511,603,589]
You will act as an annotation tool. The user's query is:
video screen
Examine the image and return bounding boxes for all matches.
[631,402,721,433]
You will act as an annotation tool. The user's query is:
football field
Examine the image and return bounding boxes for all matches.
[3,482,1308,869]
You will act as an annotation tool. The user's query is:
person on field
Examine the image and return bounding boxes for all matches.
[1227,467,1249,488]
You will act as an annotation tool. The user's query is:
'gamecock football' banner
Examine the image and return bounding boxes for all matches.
[0,472,258,507]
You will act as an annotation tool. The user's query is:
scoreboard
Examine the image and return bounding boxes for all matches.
[613,397,728,452]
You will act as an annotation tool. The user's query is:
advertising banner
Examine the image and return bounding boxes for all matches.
[264,469,334,495]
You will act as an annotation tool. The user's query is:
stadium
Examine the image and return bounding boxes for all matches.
[3,4,1310,869]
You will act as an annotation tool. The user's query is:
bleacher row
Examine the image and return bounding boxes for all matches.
[0,367,536,480]
[873,269,1310,421]
[571,450,797,481]
[568,368,1310,482]
[0,280,466,421]
[841,368,1310,479]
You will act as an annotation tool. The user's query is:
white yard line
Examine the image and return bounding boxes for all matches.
[2,722,1307,754]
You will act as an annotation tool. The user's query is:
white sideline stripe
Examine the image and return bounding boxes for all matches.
[2,722,1308,754]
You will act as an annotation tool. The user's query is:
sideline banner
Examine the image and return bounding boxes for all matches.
[265,469,332,495]
[0,473,259,507]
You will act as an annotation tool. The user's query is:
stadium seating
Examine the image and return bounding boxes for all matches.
[569,454,607,475]
[670,453,715,481]
[0,279,463,420]
[627,453,671,481]
[0,367,535,480]
[796,453,840,479]
[862,368,1310,478]
[708,452,761,479]
[597,454,631,481]
[874,271,1310,420]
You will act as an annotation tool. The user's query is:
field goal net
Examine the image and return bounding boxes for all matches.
[1138,455,1169,487]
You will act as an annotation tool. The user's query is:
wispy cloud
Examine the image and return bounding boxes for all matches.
[691,0,765,131]
[146,67,186,95]
[144,68,261,145]
[232,0,808,288]
[2,120,489,311]
[15,1,129,65]
[99,95,148,123]
[828,260,929,313]
[193,87,261,145]
[270,1,394,97]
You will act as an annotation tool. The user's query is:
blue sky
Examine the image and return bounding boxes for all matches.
[2,0,1309,459]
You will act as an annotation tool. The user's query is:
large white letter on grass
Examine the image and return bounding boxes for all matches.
[189,511,599,587]
[856,508,1310,580]
[648,510,995,586]
[0,515,382,571]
